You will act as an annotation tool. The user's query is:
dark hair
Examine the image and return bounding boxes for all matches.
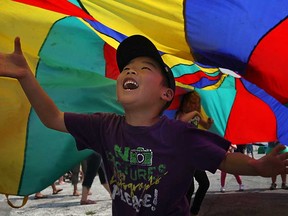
[175,91,200,118]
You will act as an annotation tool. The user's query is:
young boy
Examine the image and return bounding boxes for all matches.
[0,35,287,216]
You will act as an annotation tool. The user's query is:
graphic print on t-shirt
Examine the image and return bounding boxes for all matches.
[130,147,153,166]
[106,144,168,212]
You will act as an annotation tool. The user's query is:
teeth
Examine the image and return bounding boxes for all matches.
[124,80,139,89]
[124,80,138,86]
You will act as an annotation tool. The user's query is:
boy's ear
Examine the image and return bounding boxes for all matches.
[161,88,174,102]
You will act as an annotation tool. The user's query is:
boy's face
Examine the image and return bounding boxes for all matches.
[116,56,168,110]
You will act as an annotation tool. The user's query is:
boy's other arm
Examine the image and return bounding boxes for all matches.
[0,37,67,132]
[219,145,288,177]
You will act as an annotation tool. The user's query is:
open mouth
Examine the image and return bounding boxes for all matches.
[123,78,139,90]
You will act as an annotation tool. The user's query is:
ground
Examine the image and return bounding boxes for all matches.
[1,147,287,216]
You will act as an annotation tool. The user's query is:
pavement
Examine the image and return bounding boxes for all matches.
[1,148,288,216]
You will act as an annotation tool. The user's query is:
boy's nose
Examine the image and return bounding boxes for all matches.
[126,70,137,75]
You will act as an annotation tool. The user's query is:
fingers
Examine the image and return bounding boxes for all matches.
[270,144,286,156]
[14,37,23,55]
[281,165,288,175]
[278,152,288,161]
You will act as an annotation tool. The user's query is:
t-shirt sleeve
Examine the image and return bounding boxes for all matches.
[178,124,230,173]
[64,112,103,152]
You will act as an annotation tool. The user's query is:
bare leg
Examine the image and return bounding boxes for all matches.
[80,186,96,205]
[280,174,288,189]
[34,192,47,199]
[220,171,226,192]
[73,183,80,196]
[58,176,65,185]
[52,183,63,194]
[270,176,277,190]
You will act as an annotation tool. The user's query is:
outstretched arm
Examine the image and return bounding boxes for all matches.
[219,144,288,177]
[0,37,67,132]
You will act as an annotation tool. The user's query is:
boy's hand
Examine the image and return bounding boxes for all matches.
[0,37,31,79]
[253,145,288,177]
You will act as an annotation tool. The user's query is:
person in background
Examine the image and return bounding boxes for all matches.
[34,183,63,199]
[71,153,111,204]
[234,144,246,154]
[176,91,213,215]
[57,176,65,185]
[80,153,111,205]
[96,164,111,196]
[246,144,254,158]
[71,159,87,196]
[220,144,244,192]
[266,141,288,190]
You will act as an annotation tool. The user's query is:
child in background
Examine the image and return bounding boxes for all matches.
[176,91,213,215]
[266,141,288,190]
[220,144,244,192]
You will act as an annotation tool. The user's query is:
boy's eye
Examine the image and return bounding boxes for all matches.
[142,66,151,70]
[123,67,129,71]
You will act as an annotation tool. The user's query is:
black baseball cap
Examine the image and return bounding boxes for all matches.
[116,35,175,94]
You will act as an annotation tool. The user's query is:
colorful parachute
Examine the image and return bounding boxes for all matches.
[0,0,124,199]
[1,0,288,200]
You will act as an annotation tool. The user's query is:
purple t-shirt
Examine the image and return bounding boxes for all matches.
[64,112,230,216]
